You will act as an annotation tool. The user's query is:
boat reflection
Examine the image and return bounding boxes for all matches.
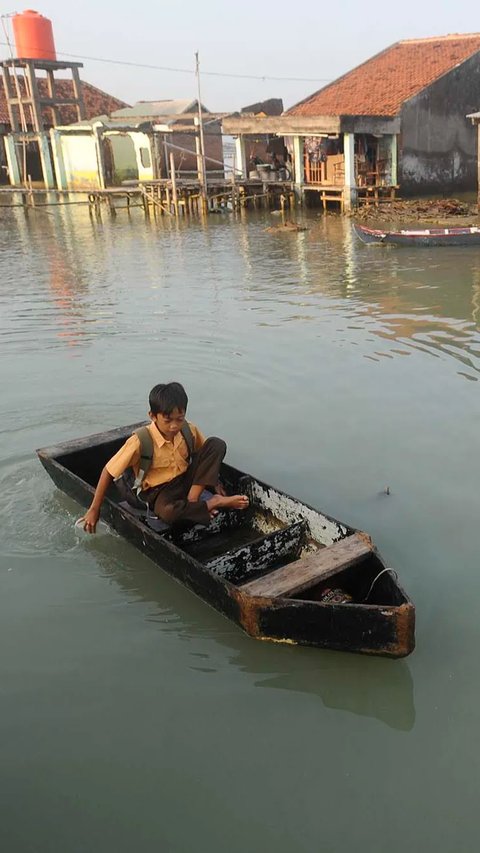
[81,518,415,733]
[231,213,480,380]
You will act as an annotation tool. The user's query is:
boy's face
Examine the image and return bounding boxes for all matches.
[150,407,186,440]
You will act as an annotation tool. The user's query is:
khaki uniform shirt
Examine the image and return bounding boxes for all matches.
[105,421,205,489]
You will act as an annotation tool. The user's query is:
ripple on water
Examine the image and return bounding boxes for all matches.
[0,457,85,558]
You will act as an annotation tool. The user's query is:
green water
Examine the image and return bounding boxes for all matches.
[1,203,479,852]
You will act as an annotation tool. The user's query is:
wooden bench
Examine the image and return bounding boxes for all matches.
[239,533,372,599]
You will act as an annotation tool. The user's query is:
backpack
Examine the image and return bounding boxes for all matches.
[115,422,195,510]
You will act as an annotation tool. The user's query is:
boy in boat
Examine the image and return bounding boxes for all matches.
[80,382,249,533]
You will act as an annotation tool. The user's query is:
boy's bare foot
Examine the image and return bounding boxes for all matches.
[206,494,249,513]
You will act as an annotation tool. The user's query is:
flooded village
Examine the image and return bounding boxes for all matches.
[2,8,480,853]
[2,22,480,218]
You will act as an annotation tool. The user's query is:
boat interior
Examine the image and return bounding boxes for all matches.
[53,432,409,609]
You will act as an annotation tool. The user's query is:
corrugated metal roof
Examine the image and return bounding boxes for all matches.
[287,34,480,117]
[111,99,208,118]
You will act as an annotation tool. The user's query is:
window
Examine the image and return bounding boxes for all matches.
[140,147,151,168]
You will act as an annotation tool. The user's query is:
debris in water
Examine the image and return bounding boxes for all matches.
[265,221,308,233]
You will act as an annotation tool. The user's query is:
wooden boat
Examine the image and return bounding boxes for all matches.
[354,222,480,247]
[37,423,415,658]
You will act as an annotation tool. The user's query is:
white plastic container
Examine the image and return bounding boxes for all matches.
[74,518,110,537]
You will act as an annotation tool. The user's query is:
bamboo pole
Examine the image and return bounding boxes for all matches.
[169,152,179,216]
[195,52,209,214]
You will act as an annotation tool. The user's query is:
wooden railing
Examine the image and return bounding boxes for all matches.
[304,157,326,184]
[304,152,391,187]
[304,153,344,185]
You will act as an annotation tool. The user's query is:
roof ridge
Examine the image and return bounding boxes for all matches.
[287,33,480,118]
[399,33,480,43]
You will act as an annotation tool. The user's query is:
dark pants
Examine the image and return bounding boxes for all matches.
[141,436,226,526]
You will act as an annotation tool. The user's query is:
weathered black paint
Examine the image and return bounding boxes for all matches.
[207,521,306,584]
[255,598,415,657]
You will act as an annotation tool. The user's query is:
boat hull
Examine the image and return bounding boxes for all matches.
[37,425,415,657]
[354,222,480,247]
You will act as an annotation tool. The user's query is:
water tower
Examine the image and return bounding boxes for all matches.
[1,10,86,187]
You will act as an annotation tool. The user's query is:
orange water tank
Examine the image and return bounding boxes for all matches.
[13,10,57,61]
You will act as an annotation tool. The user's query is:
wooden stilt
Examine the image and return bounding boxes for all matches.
[169,153,179,216]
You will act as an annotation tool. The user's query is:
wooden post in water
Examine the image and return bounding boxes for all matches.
[169,152,179,216]
[28,175,34,207]
[477,124,480,209]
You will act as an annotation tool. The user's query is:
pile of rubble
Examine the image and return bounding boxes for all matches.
[354,197,478,223]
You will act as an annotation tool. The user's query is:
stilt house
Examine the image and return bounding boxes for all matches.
[225,34,480,210]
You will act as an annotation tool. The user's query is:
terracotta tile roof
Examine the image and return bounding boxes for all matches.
[0,76,128,126]
[288,34,480,117]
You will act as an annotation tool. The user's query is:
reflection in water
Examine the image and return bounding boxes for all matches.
[3,201,480,853]
[2,204,480,380]
[470,264,480,331]
[109,556,414,733]
[250,655,415,732]
[342,217,358,291]
[67,503,415,734]
[4,464,416,735]
[0,205,92,351]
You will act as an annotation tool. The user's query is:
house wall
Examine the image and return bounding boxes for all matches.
[167,127,224,173]
[59,134,101,190]
[129,132,154,181]
[56,129,154,189]
[400,53,480,195]
[204,128,225,172]
[0,135,9,184]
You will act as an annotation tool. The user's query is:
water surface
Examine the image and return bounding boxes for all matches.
[1,203,479,852]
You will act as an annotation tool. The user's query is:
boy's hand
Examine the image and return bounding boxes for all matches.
[215,481,227,497]
[79,506,100,534]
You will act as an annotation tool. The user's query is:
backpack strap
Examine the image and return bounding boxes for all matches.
[133,425,154,492]
[132,421,195,492]
[180,421,195,460]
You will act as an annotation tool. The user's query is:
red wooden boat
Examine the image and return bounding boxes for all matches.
[354,223,480,247]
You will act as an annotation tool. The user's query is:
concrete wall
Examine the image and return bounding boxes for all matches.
[399,53,480,195]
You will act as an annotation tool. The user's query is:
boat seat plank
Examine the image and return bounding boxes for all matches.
[206,521,306,585]
[239,533,372,599]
